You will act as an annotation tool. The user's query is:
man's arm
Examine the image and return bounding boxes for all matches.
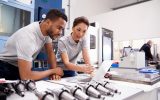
[44,43,62,80]
[18,59,63,80]
[44,43,57,69]
[16,38,63,80]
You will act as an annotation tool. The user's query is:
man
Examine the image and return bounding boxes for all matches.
[0,9,67,80]
[140,40,153,60]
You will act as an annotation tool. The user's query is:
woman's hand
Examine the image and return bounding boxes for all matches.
[82,64,94,74]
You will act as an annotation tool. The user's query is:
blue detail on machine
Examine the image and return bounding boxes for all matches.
[139,68,159,74]
[111,63,119,68]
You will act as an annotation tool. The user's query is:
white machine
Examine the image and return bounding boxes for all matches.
[119,51,145,69]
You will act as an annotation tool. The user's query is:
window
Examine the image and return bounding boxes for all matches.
[0,4,30,36]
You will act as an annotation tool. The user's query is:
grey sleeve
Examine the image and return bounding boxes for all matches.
[58,40,67,54]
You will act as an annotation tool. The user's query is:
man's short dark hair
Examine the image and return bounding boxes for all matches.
[73,16,89,28]
[45,9,67,22]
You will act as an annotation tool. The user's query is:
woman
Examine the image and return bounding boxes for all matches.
[56,16,94,77]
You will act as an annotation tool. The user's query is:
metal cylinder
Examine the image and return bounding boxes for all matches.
[13,80,25,97]
[48,88,77,100]
[101,81,121,94]
[26,80,36,91]
[70,86,89,100]
[91,82,114,97]
[84,84,102,98]
[42,92,54,100]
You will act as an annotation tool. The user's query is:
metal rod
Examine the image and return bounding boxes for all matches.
[44,80,72,88]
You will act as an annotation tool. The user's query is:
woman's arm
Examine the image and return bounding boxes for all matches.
[61,52,93,74]
[82,48,91,65]
[61,52,83,71]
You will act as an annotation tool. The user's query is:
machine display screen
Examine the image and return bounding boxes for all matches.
[103,36,112,60]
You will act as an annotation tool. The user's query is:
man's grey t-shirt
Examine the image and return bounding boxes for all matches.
[56,34,88,70]
[0,22,52,67]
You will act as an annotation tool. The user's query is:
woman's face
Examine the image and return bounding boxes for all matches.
[72,23,88,41]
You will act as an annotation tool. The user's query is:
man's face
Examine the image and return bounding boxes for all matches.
[47,18,66,40]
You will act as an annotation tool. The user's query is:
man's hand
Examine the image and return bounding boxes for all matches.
[52,67,64,76]
[82,64,94,74]
[50,74,61,80]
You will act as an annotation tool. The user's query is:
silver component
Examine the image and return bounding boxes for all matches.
[48,88,77,100]
[13,80,25,97]
[7,83,15,93]
[42,92,55,100]
[69,85,90,100]
[26,80,36,91]
[91,81,114,97]
[101,81,121,94]
[26,80,54,100]
[45,80,71,87]
[80,83,103,99]
[35,91,54,100]
[34,90,43,99]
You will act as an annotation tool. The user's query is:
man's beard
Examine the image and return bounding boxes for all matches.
[47,28,61,40]
[47,28,56,40]
[48,32,55,40]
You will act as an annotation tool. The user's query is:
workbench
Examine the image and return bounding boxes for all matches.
[6,74,160,100]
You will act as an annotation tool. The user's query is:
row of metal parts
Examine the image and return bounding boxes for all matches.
[0,80,121,100]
